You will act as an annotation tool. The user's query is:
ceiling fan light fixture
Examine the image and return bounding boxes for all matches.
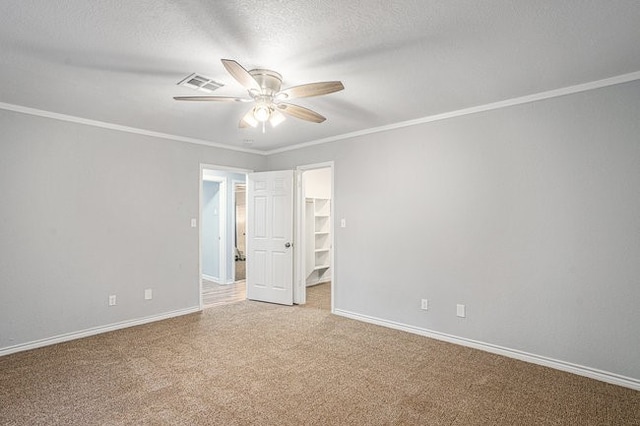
[269,109,286,127]
[253,104,271,122]
[241,113,259,128]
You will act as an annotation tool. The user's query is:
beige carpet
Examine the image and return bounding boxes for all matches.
[1,283,638,425]
[304,282,331,311]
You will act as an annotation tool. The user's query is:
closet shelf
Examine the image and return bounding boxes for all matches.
[306,197,331,284]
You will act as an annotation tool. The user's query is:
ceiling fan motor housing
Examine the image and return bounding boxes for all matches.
[248,69,283,96]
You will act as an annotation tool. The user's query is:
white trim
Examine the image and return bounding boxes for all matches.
[202,164,254,174]
[231,179,237,284]
[0,306,201,357]
[266,70,640,155]
[294,170,304,305]
[2,71,638,157]
[201,274,220,283]
[219,179,228,285]
[0,101,264,155]
[231,178,247,284]
[334,309,640,391]
[201,176,226,287]
[198,166,204,310]
[230,181,238,284]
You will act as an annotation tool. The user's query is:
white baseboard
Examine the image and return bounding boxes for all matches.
[202,274,220,283]
[334,309,640,391]
[0,306,201,357]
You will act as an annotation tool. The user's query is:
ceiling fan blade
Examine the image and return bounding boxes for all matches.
[278,81,344,100]
[277,103,326,123]
[221,59,261,92]
[239,108,258,128]
[173,96,251,102]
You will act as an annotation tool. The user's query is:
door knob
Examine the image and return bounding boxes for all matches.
[285,242,291,248]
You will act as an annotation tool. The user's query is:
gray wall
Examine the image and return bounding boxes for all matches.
[0,109,266,350]
[268,80,640,381]
[202,181,221,279]
[2,80,639,383]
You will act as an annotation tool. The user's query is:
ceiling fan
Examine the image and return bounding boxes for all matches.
[174,59,344,130]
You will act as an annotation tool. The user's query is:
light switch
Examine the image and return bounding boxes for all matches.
[191,218,197,228]
[340,218,346,228]
[456,304,466,318]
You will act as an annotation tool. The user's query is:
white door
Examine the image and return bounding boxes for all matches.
[246,170,294,305]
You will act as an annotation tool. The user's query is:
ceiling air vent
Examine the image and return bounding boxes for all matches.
[177,73,224,93]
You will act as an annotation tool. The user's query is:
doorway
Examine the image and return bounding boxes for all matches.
[233,182,246,282]
[295,162,334,309]
[199,163,334,310]
[201,177,225,283]
[200,165,249,309]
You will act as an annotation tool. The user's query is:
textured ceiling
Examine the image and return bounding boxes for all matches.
[1,1,639,152]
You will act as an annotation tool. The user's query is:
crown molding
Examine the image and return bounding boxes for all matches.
[2,70,639,157]
[0,102,266,155]
[265,70,640,155]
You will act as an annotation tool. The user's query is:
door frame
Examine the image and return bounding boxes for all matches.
[294,161,335,311]
[202,176,226,283]
[199,163,252,310]
[231,179,247,283]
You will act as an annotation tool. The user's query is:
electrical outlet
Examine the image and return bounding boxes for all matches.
[144,288,153,300]
[421,299,429,310]
[108,295,117,306]
[456,304,466,318]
